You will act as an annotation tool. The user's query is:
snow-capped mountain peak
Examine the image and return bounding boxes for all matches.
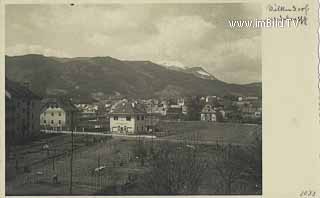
[184,66,218,80]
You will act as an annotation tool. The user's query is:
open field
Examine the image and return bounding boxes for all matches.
[6,133,111,180]
[6,121,262,195]
[6,137,139,195]
[159,121,261,145]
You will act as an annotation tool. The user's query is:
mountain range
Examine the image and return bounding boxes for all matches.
[5,54,261,100]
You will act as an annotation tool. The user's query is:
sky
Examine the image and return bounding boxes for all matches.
[5,3,261,84]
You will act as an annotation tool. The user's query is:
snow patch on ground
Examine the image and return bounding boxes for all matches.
[157,60,186,69]
[197,70,210,76]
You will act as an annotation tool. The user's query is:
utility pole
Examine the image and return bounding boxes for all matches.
[151,101,153,147]
[52,149,56,170]
[98,154,101,191]
[69,112,74,194]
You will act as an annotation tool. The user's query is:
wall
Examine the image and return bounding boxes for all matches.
[40,107,66,128]
[110,114,135,134]
[5,97,41,144]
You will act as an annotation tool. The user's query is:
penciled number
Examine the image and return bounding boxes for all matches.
[300,190,316,197]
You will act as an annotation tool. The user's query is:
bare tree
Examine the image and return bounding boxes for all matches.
[143,140,208,194]
[213,138,261,194]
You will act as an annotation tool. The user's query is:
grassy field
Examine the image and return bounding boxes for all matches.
[159,121,261,145]
[6,121,262,195]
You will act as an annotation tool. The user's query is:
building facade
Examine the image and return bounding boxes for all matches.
[40,98,77,130]
[109,100,148,134]
[5,79,41,145]
[200,104,217,122]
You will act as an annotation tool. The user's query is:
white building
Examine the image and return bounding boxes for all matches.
[200,104,217,122]
[40,98,77,129]
[109,100,148,134]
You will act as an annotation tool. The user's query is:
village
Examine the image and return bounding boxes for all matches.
[2,1,270,195]
[6,78,261,138]
[5,77,262,195]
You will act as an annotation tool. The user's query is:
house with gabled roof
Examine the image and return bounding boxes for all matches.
[109,100,148,134]
[200,104,217,122]
[40,98,78,130]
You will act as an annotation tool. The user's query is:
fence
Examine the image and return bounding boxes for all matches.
[9,136,145,195]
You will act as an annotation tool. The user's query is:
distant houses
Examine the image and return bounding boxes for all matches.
[5,79,42,144]
[75,101,109,131]
[40,98,78,130]
[240,102,262,119]
[5,89,261,141]
[166,106,183,120]
[39,94,261,134]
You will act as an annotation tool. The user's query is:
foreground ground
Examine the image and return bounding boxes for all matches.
[6,121,262,195]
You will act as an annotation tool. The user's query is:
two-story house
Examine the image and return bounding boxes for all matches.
[40,98,78,130]
[109,100,147,134]
[200,104,217,122]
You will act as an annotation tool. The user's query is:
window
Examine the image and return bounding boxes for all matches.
[126,116,131,121]
[114,116,118,120]
[51,112,54,116]
[44,120,46,124]
[137,115,140,120]
[51,120,54,124]
[141,116,144,120]
[59,112,62,116]
[58,120,61,124]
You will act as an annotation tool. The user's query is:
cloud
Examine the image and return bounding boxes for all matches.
[86,33,113,47]
[204,36,261,83]
[114,15,215,62]
[213,36,260,60]
[5,4,261,84]
[6,44,71,58]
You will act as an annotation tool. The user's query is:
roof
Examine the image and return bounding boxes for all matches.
[201,104,216,113]
[5,78,41,100]
[167,107,182,114]
[111,101,146,115]
[250,100,262,108]
[40,98,78,113]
